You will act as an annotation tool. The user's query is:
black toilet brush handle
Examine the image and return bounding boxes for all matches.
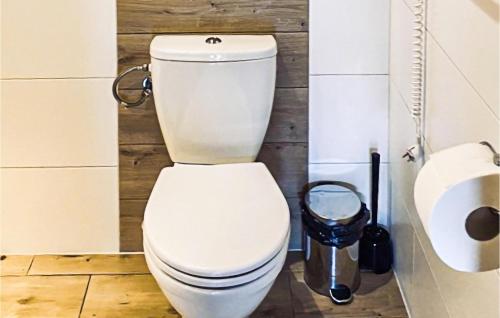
[371,152,380,227]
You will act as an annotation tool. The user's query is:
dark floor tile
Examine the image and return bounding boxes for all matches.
[283,251,305,272]
[251,272,294,318]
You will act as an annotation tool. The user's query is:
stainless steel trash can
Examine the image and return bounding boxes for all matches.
[302,182,369,304]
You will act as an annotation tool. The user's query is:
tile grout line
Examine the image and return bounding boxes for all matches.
[25,256,36,275]
[78,275,92,318]
[19,272,151,277]
[286,270,296,318]
[1,165,118,169]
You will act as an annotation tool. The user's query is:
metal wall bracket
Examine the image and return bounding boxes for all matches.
[479,141,500,166]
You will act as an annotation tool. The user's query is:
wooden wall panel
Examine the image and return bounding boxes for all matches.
[119,145,173,199]
[119,94,163,145]
[117,0,308,34]
[266,88,308,143]
[120,199,147,252]
[257,143,308,198]
[118,0,308,251]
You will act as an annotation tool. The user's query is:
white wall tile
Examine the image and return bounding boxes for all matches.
[425,35,500,152]
[309,163,389,226]
[1,0,117,79]
[427,0,499,117]
[309,75,389,163]
[390,0,500,317]
[389,82,422,212]
[391,54,500,318]
[0,167,119,254]
[389,0,416,106]
[409,236,451,318]
[310,0,389,74]
[433,267,500,318]
[1,79,118,167]
[390,192,414,299]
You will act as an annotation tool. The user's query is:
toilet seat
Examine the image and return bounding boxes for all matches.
[144,229,289,288]
[143,162,290,279]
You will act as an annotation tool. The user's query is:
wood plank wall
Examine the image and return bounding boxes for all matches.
[117,0,308,251]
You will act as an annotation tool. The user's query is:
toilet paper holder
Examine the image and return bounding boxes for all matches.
[479,141,500,166]
[414,142,500,272]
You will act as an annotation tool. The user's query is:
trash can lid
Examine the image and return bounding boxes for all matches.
[304,184,362,225]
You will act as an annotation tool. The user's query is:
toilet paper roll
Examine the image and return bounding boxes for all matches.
[414,143,499,272]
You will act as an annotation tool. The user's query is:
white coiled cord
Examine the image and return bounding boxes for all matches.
[404,0,427,162]
[412,0,426,146]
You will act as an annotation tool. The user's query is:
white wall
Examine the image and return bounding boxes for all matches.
[390,0,500,317]
[0,0,119,254]
[309,0,391,225]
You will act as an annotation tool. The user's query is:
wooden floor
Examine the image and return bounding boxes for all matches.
[0,252,408,318]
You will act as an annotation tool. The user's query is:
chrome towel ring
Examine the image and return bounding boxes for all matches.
[112,64,152,108]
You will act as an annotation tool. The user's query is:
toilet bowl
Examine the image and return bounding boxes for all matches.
[142,163,290,318]
[136,35,286,317]
[144,245,287,318]
[144,230,289,318]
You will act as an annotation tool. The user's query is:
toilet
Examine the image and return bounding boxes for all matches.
[142,35,291,318]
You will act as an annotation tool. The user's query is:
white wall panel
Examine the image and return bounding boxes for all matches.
[309,75,389,163]
[1,167,119,254]
[426,35,499,152]
[1,0,117,79]
[427,0,499,116]
[389,0,416,106]
[390,193,414,299]
[1,0,118,254]
[1,79,118,167]
[409,237,451,318]
[389,82,421,212]
[310,0,390,74]
[390,0,500,315]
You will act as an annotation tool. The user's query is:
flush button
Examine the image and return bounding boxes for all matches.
[205,37,222,44]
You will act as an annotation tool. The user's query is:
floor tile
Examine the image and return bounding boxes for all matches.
[1,255,33,276]
[290,270,408,318]
[0,275,89,318]
[1,253,409,317]
[251,272,294,318]
[80,274,179,318]
[29,254,149,276]
[283,251,305,272]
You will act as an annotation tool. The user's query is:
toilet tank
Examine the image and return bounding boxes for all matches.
[150,35,277,164]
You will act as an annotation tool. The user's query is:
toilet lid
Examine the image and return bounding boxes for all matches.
[143,163,290,278]
[143,230,289,288]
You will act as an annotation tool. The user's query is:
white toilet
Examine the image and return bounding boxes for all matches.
[142,35,291,318]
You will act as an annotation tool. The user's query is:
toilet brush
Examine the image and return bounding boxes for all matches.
[359,152,393,274]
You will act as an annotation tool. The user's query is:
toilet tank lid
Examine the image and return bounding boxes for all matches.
[150,35,277,62]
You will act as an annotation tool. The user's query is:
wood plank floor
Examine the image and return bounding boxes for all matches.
[0,252,408,318]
